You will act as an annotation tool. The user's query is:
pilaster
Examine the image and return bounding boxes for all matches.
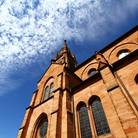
[99,63,138,137]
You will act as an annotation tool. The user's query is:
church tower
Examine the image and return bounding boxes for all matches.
[52,40,77,70]
[17,40,81,138]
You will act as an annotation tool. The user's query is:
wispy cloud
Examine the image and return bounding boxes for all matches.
[0,0,138,95]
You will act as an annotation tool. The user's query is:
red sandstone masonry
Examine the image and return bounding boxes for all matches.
[18,26,138,138]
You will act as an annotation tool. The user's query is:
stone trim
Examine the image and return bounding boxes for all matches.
[26,95,54,110]
[107,84,119,92]
[51,109,59,115]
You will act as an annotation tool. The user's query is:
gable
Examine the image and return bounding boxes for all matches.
[37,63,63,88]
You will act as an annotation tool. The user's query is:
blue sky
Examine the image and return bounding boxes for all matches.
[0,0,138,137]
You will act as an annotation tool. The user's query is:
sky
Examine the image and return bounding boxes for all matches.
[0,0,138,137]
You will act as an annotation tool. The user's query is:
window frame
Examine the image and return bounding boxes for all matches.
[32,113,48,138]
[42,77,54,102]
[77,102,92,138]
[89,96,110,136]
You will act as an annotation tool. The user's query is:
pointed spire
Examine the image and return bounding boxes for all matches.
[51,40,77,69]
[63,40,68,51]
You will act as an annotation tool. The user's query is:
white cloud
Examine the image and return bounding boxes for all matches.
[0,0,137,95]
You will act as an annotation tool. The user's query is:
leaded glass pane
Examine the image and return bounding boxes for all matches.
[44,86,49,100]
[79,105,92,138]
[49,83,54,96]
[91,98,110,136]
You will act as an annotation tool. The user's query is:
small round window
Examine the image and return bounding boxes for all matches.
[88,68,97,77]
[117,49,130,59]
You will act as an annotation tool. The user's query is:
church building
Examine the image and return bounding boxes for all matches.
[18,26,138,138]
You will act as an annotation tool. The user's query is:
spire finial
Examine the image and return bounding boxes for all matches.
[64,40,68,49]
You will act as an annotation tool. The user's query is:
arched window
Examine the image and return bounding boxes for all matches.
[43,86,49,101]
[42,78,54,101]
[135,74,138,85]
[49,82,54,96]
[117,49,130,59]
[90,96,110,136]
[88,68,97,77]
[38,119,48,138]
[78,103,92,138]
[34,114,48,138]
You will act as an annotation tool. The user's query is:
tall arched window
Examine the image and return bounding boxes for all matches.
[34,114,48,138]
[90,96,110,136]
[78,103,92,138]
[49,82,54,96]
[135,74,138,85]
[43,86,49,101]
